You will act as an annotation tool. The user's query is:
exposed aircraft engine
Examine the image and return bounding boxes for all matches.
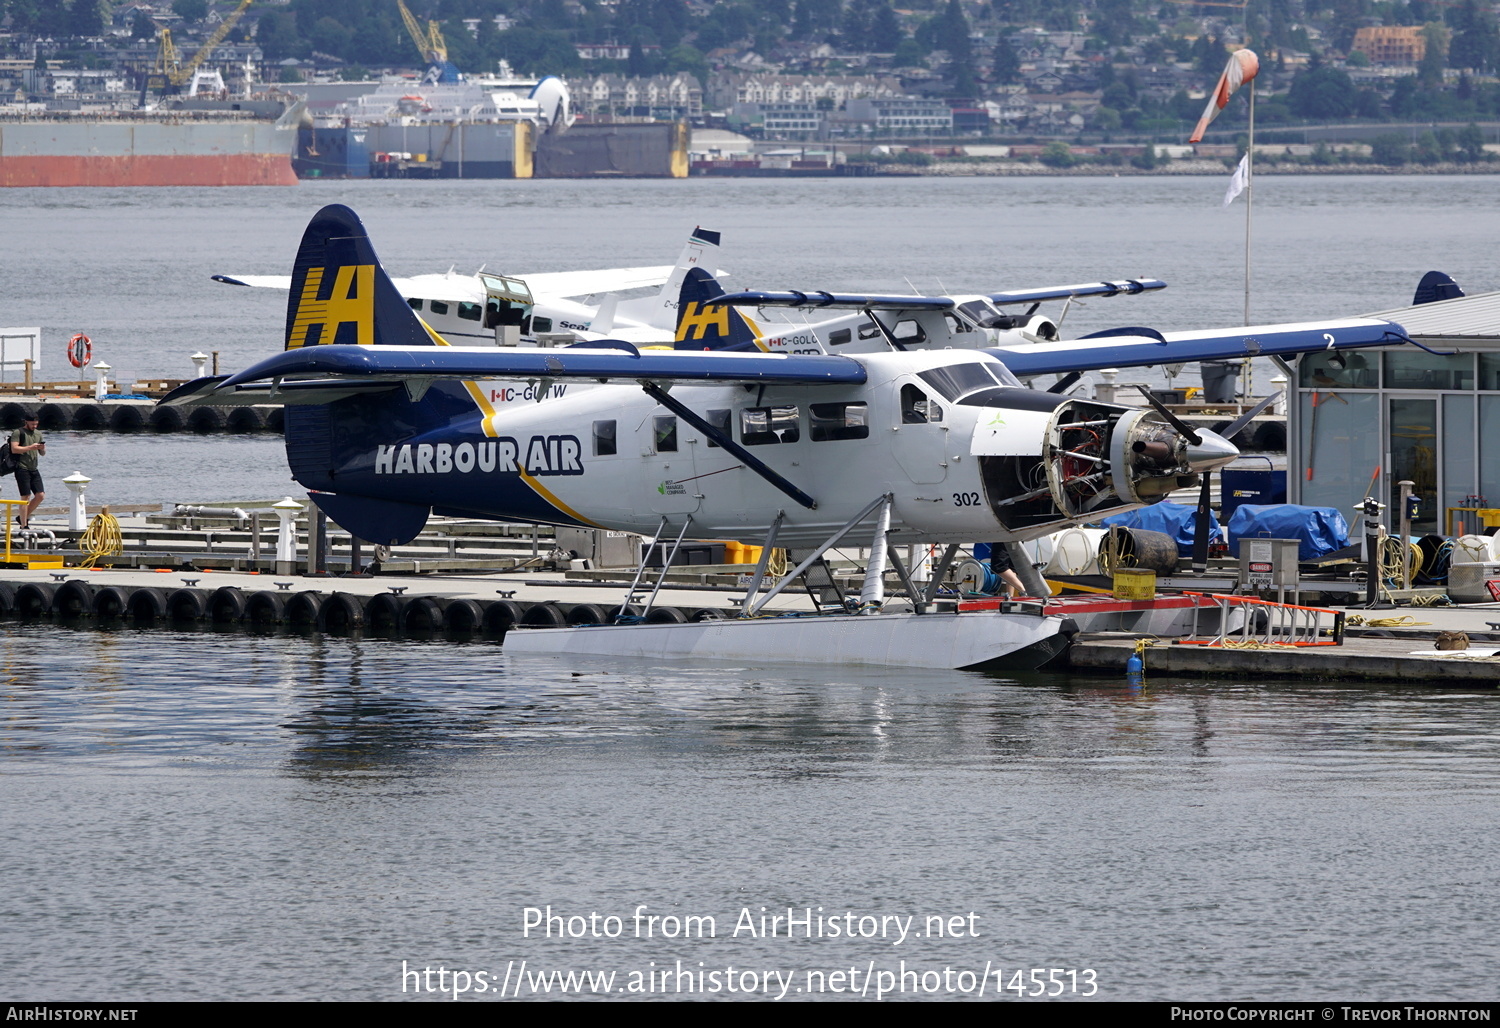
[1043,400,1236,519]
[973,393,1238,539]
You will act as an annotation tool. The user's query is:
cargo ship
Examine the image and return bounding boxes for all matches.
[294,73,687,180]
[0,105,300,188]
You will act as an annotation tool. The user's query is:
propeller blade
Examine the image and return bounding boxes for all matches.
[1134,385,1202,445]
[1218,390,1283,442]
[1192,472,1213,573]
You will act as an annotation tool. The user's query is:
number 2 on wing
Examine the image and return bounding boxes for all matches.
[952,491,980,506]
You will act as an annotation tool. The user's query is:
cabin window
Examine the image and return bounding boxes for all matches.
[429,300,450,316]
[893,319,926,344]
[407,298,424,311]
[532,316,553,333]
[457,301,482,321]
[900,384,936,424]
[593,420,616,456]
[828,328,852,346]
[857,321,882,340]
[919,363,1002,401]
[944,313,972,334]
[654,415,678,453]
[810,402,869,441]
[741,406,800,445]
[705,408,731,447]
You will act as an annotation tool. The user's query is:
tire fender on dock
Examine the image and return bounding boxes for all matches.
[53,580,95,618]
[149,407,185,433]
[0,582,15,615]
[364,592,409,632]
[90,586,128,617]
[322,592,367,630]
[565,603,609,626]
[125,587,169,621]
[644,606,690,624]
[226,408,266,434]
[36,403,69,431]
[402,596,444,631]
[483,599,525,638]
[109,406,147,433]
[244,591,287,625]
[441,598,487,632]
[208,586,246,623]
[166,588,209,621]
[70,406,107,430]
[14,582,55,617]
[186,408,226,434]
[285,590,325,628]
[520,602,567,628]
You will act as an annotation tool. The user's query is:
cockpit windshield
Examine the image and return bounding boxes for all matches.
[957,299,998,325]
[919,361,1013,400]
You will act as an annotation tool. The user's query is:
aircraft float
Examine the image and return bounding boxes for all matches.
[163,205,1421,670]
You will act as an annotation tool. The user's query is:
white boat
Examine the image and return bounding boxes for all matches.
[502,607,1074,671]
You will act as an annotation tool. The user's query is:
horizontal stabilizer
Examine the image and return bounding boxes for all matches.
[214,344,868,392]
[159,375,398,407]
[987,318,1408,377]
[307,491,430,547]
[211,274,292,289]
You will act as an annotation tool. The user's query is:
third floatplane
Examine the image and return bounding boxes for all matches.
[164,205,1420,669]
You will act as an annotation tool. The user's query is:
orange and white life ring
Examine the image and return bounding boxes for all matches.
[68,333,92,369]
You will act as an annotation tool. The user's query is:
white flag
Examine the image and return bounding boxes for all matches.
[1222,154,1249,207]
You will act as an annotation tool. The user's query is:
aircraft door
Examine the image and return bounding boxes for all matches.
[890,381,948,484]
[639,412,701,515]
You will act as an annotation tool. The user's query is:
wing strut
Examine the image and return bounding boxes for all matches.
[640,383,817,510]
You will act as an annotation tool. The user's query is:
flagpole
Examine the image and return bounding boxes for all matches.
[1244,78,1254,328]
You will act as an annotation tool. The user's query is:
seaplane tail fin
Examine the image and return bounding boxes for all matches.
[1412,271,1464,306]
[284,203,446,351]
[281,205,455,545]
[616,226,727,329]
[673,266,760,350]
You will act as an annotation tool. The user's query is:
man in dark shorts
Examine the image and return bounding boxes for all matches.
[11,414,45,529]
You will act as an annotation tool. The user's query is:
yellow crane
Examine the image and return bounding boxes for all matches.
[145,0,254,95]
[171,0,255,88]
[397,0,448,67]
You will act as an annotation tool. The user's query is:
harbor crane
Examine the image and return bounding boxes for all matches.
[144,0,254,98]
[396,0,461,83]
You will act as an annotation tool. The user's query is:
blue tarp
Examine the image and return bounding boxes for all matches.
[1226,504,1350,560]
[1100,502,1221,556]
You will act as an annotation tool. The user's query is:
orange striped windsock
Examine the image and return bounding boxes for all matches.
[1189,48,1259,143]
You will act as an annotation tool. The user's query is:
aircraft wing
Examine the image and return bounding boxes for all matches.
[712,290,956,311]
[161,344,867,407]
[522,266,673,299]
[712,278,1165,311]
[985,317,1410,377]
[988,278,1166,305]
[211,266,673,303]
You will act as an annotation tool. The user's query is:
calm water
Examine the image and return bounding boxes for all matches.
[2,177,1499,1002]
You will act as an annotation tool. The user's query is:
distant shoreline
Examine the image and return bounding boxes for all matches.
[879,160,1500,177]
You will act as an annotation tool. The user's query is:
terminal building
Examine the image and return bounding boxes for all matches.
[1288,291,1500,537]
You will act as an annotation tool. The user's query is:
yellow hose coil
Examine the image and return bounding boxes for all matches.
[78,508,123,569]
